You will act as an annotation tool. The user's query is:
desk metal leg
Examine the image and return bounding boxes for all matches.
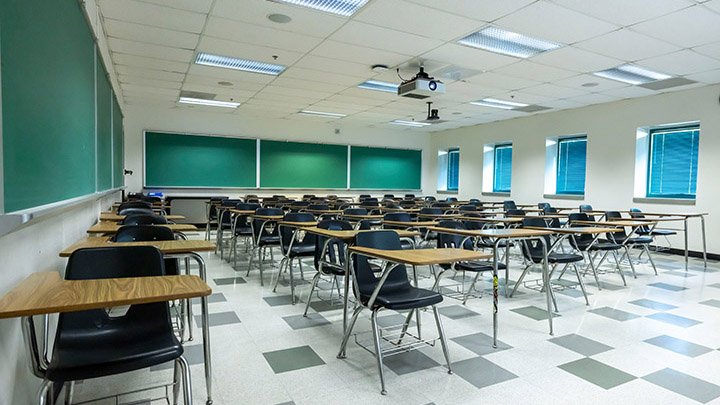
[504,239,510,298]
[342,248,350,335]
[492,239,500,348]
[540,239,553,336]
[684,218,689,271]
[701,216,708,269]
[186,253,213,405]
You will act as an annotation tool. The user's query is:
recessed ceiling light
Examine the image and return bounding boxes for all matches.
[470,98,528,110]
[593,65,672,85]
[298,110,346,118]
[390,120,431,127]
[581,82,599,87]
[179,97,240,108]
[195,52,286,75]
[458,26,562,58]
[217,81,233,86]
[269,0,369,17]
[267,13,292,23]
[357,80,398,93]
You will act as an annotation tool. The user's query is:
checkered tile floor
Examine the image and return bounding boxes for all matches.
[71,233,720,405]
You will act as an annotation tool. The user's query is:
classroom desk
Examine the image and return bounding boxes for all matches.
[0,271,214,404]
[428,227,555,342]
[341,214,384,220]
[460,217,523,225]
[304,209,343,215]
[99,213,185,222]
[86,223,198,235]
[250,215,284,220]
[113,202,170,209]
[626,213,708,270]
[382,220,438,228]
[417,213,462,219]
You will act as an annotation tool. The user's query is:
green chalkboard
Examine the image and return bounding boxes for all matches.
[112,95,124,187]
[2,0,96,212]
[97,49,113,191]
[260,141,347,188]
[145,132,256,187]
[350,146,421,190]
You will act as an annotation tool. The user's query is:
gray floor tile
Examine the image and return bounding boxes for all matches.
[510,306,560,321]
[438,305,480,320]
[452,356,518,389]
[263,345,325,374]
[648,282,688,292]
[699,299,720,309]
[282,313,331,330]
[382,350,440,375]
[274,402,296,405]
[151,344,204,371]
[308,300,344,313]
[644,368,720,403]
[557,288,592,298]
[558,358,636,389]
[377,313,416,328]
[120,399,151,405]
[589,307,641,321]
[191,292,227,305]
[646,312,702,328]
[663,270,697,278]
[263,295,294,307]
[549,334,613,356]
[628,299,678,311]
[452,332,512,356]
[213,277,247,286]
[644,335,714,358]
[586,282,625,291]
[194,311,241,328]
[708,283,720,289]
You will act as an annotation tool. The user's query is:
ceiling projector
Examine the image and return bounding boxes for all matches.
[397,67,445,99]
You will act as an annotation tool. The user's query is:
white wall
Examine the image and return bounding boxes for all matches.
[122,105,434,196]
[428,84,720,254]
[0,192,121,404]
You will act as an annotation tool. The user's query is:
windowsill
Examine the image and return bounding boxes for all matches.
[543,193,585,200]
[633,197,696,205]
[437,190,458,195]
[482,191,511,197]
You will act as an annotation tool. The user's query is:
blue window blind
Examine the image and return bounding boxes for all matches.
[647,126,700,199]
[556,137,587,195]
[447,148,459,191]
[493,144,512,192]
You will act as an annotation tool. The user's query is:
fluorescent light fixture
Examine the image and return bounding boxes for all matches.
[178,97,240,108]
[390,120,431,127]
[298,110,347,118]
[470,98,529,110]
[270,0,369,16]
[357,80,399,93]
[458,26,562,58]
[195,52,286,75]
[593,65,672,85]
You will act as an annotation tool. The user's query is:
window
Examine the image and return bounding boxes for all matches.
[493,144,512,192]
[647,126,699,199]
[437,148,459,192]
[556,137,587,195]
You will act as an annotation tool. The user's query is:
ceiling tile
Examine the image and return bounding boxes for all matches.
[293,55,373,77]
[330,21,444,55]
[184,73,267,92]
[553,74,629,92]
[523,83,590,99]
[115,65,186,81]
[136,0,213,13]
[121,83,180,96]
[408,0,529,23]
[462,71,542,90]
[325,94,389,107]
[186,64,276,84]
[542,98,586,110]
[108,38,193,62]
[632,5,720,47]
[566,92,621,105]
[270,77,349,93]
[103,19,199,49]
[280,67,367,86]
[575,28,682,61]
[180,83,259,99]
[354,0,484,41]
[693,41,720,59]
[599,86,657,99]
[551,0,694,26]
[260,85,333,100]
[112,53,190,72]
[531,46,623,73]
[686,68,720,84]
[118,75,182,89]
[339,87,398,101]
[211,0,346,37]
[494,2,618,44]
[197,36,305,66]
[310,40,413,67]
[705,0,720,12]
[498,61,577,82]
[421,43,518,72]
[203,17,324,53]
[490,91,555,105]
[99,0,207,33]
[638,49,720,75]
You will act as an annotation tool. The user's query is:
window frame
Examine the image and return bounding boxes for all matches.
[493,143,512,193]
[645,125,700,200]
[555,135,587,196]
[446,148,459,192]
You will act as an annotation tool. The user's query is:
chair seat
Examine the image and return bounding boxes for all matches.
[646,230,676,236]
[627,237,653,244]
[588,242,621,251]
[440,261,507,272]
[235,226,252,236]
[287,244,315,257]
[362,287,442,310]
[46,311,182,382]
[258,235,280,245]
[478,240,513,248]
[530,252,583,264]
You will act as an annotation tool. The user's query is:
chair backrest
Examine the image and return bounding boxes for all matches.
[233,203,259,229]
[568,212,589,222]
[538,202,551,210]
[544,207,558,214]
[446,197,458,202]
[579,204,593,212]
[469,198,480,203]
[246,198,260,204]
[121,214,168,225]
[420,207,442,215]
[384,203,402,209]
[503,200,517,210]
[303,194,315,199]
[140,196,162,203]
[462,217,485,231]
[210,196,229,202]
[432,202,451,208]
[344,207,368,216]
[314,220,353,271]
[384,212,411,229]
[353,231,409,297]
[221,199,242,207]
[115,225,175,242]
[252,207,283,239]
[118,201,152,211]
[506,209,526,217]
[118,207,155,216]
[358,194,371,200]
[404,194,415,198]
[289,201,310,211]
[459,205,477,211]
[436,220,473,250]
[567,214,593,250]
[519,217,552,259]
[236,202,261,211]
[360,197,377,202]
[308,203,329,210]
[384,194,394,198]
[362,200,380,207]
[425,196,437,201]
[629,208,651,232]
[605,211,628,241]
[280,213,317,252]
[399,200,416,207]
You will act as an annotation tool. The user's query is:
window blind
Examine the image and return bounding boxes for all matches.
[447,148,459,191]
[647,126,699,198]
[556,137,587,195]
[493,144,512,192]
